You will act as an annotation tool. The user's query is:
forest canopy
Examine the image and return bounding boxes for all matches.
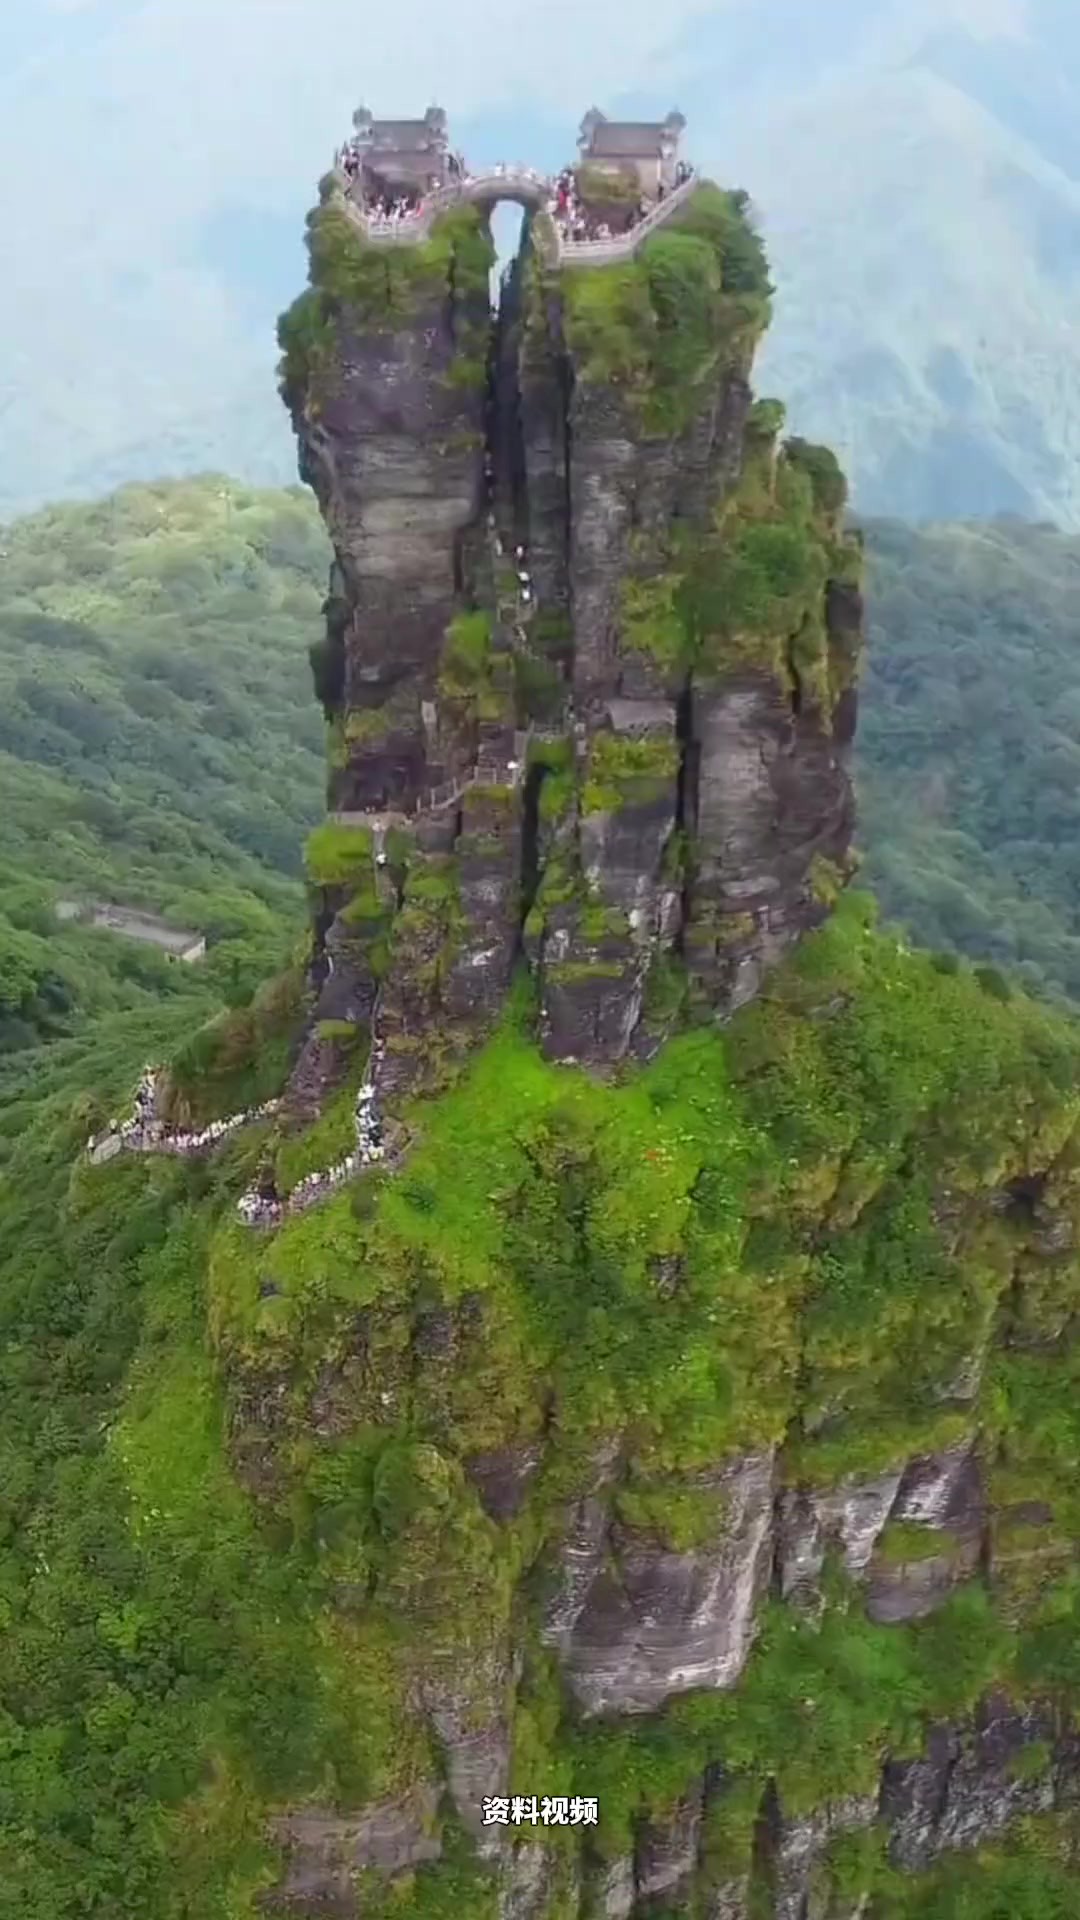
[0,477,327,1089]
[856,514,1080,1006]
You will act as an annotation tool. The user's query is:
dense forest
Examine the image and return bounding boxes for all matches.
[0,479,326,1102]
[857,515,1080,1007]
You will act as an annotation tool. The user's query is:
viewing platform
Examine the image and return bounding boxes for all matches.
[332,103,700,269]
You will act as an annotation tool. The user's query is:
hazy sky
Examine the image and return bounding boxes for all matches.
[4,0,709,126]
[1,0,1075,521]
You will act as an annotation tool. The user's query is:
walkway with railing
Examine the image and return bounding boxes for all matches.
[331,167,700,269]
[86,1066,281,1168]
[329,729,531,834]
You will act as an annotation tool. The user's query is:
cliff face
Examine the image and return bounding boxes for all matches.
[218,931,1080,1919]
[213,176,1080,1920]
[279,184,860,1111]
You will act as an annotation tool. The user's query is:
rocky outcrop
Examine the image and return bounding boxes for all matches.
[777,1470,903,1613]
[466,1440,544,1522]
[545,1451,775,1715]
[777,1442,987,1626]
[684,672,855,1015]
[295,303,488,819]
[881,1695,1062,1870]
[499,1844,580,1920]
[761,1787,877,1920]
[280,177,863,1109]
[634,1783,705,1908]
[265,1787,442,1913]
[865,1442,985,1625]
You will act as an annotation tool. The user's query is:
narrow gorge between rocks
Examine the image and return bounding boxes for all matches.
[279,177,860,1121]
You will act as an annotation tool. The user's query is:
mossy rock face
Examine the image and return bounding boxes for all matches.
[581,732,680,816]
[277,201,494,405]
[616,439,860,703]
[14,892,1080,1912]
[559,185,771,434]
[305,821,375,888]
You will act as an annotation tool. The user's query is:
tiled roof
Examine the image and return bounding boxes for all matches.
[368,120,436,149]
[586,121,669,158]
[364,151,445,179]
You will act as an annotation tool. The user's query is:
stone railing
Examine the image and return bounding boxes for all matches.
[559,172,701,265]
[330,167,700,269]
[327,740,529,834]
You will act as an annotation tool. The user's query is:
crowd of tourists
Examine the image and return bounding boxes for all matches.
[547,162,695,247]
[515,544,533,607]
[235,1040,389,1231]
[335,131,694,249]
[364,190,424,226]
[481,451,535,608]
[87,1067,281,1165]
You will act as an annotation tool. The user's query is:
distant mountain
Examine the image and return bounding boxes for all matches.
[2,0,1079,522]
[0,476,325,1073]
[724,0,1080,525]
[857,510,1080,1006]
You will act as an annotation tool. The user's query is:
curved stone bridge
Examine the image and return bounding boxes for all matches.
[332,167,701,269]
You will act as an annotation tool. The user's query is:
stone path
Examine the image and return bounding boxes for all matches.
[86,1052,397,1235]
[236,1039,390,1229]
[86,1067,280,1167]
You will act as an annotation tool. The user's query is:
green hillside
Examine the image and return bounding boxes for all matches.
[6,890,1080,1916]
[857,515,1080,1005]
[0,478,327,1092]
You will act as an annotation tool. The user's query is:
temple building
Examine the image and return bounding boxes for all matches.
[576,108,687,197]
[350,105,455,201]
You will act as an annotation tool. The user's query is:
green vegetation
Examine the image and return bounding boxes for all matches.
[438,610,504,723]
[581,730,679,814]
[276,1067,364,1193]
[620,427,855,701]
[6,851,1080,1911]
[873,1520,957,1566]
[784,436,848,520]
[304,820,374,889]
[278,202,493,403]
[0,477,326,1085]
[560,185,771,433]
[614,1480,725,1552]
[858,516,1080,1007]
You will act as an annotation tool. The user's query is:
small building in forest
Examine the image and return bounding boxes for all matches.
[56,899,206,964]
[350,105,454,200]
[576,108,687,197]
